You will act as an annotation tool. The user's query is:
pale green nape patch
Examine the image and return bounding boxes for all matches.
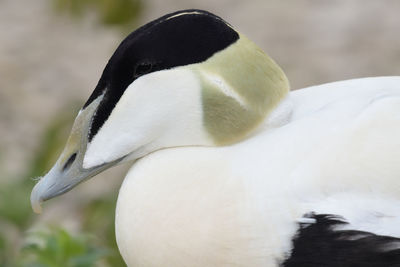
[192,33,290,145]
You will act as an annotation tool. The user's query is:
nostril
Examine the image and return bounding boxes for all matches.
[62,153,77,171]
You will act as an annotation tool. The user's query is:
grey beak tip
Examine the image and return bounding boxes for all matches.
[31,179,44,214]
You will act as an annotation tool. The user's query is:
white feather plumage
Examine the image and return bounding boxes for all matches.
[115,77,400,266]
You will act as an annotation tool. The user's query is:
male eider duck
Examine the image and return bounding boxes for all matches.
[31,9,400,266]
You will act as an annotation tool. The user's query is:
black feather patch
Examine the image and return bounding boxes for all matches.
[83,9,239,141]
[282,214,400,267]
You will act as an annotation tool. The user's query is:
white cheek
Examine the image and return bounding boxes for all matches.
[83,68,211,169]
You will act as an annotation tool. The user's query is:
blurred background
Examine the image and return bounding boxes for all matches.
[1,0,400,266]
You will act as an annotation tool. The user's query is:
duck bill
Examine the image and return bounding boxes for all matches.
[30,152,119,214]
[30,95,120,213]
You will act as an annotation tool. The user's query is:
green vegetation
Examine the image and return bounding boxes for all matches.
[20,228,107,267]
[52,0,142,29]
[0,1,143,265]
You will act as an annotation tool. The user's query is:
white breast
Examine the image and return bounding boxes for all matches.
[116,146,294,267]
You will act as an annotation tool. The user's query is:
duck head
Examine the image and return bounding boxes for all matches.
[31,9,289,213]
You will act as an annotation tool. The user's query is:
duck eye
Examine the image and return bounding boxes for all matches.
[62,153,77,172]
[134,62,153,78]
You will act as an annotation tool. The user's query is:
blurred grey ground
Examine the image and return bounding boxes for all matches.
[1,0,400,225]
